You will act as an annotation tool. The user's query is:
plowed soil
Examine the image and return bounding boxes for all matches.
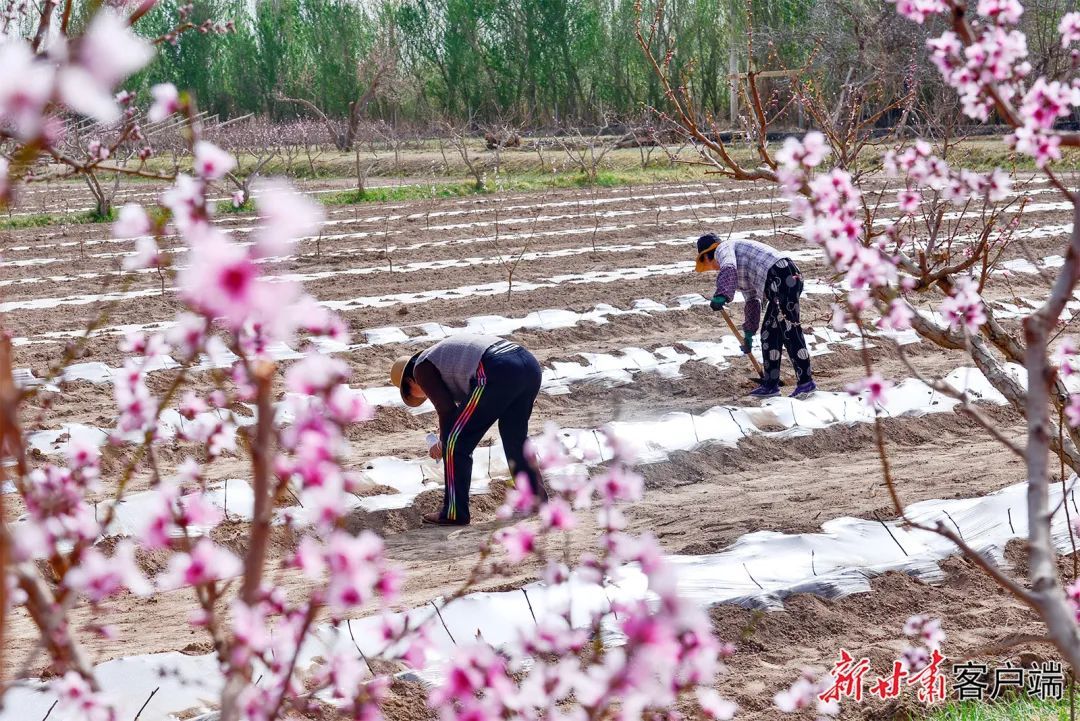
[2,173,1070,718]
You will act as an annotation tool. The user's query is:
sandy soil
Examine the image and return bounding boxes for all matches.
[0,174,1073,718]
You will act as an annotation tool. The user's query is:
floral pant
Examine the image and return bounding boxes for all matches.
[760,259,813,386]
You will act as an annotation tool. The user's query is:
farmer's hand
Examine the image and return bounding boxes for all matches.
[741,331,754,355]
[709,294,728,311]
[426,432,443,460]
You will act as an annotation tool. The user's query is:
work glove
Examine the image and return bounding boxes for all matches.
[709,294,728,311]
[741,331,754,355]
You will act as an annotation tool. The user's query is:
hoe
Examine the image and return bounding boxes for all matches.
[718,307,784,388]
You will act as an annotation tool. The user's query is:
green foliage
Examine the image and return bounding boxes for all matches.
[85,206,118,223]
[927,695,1074,721]
[1,165,694,231]
[321,165,698,205]
[123,0,816,125]
[132,0,244,117]
[0,209,115,231]
[129,0,382,119]
[323,184,481,205]
[216,198,256,214]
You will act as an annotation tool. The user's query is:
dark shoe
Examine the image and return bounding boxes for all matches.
[422,512,469,526]
[748,383,781,399]
[790,380,817,399]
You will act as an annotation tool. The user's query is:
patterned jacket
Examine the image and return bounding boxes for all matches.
[713,239,783,333]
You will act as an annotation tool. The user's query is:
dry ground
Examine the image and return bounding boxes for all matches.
[1,170,1075,719]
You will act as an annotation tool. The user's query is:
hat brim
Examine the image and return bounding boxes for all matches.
[694,241,719,273]
[398,354,424,407]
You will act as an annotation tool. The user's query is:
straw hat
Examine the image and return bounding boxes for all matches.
[694,233,720,273]
[390,353,424,407]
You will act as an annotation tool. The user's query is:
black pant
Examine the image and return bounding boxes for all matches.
[440,344,544,523]
[761,259,813,386]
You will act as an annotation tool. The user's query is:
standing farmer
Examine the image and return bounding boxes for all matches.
[694,233,816,398]
[390,335,548,525]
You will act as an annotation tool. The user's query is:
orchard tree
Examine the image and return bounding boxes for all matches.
[275,0,398,151]
[641,0,1080,670]
[0,3,754,721]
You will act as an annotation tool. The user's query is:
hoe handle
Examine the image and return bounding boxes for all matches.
[720,307,764,376]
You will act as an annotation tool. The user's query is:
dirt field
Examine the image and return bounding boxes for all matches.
[1,171,1073,719]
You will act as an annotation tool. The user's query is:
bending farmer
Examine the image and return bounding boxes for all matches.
[390,335,547,526]
[695,233,816,399]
